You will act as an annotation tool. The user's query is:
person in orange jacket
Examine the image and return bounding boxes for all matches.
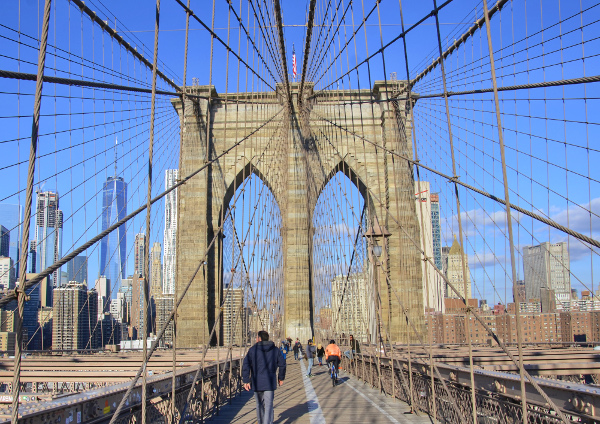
[324,339,342,378]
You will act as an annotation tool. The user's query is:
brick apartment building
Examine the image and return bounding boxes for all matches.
[426,307,600,345]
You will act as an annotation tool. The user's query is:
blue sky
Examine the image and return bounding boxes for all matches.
[0,0,598,306]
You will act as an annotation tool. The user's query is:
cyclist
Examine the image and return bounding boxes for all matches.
[325,339,342,383]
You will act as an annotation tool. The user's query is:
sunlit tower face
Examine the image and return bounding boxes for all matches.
[99,176,127,297]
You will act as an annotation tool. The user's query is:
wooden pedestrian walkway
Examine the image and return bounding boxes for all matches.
[206,358,434,423]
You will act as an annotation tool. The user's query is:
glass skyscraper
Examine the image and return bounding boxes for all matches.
[67,255,88,284]
[163,169,178,295]
[431,193,442,271]
[99,176,127,298]
[0,204,23,276]
[36,191,63,289]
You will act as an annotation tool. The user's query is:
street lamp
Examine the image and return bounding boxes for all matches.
[372,243,383,258]
[363,217,391,346]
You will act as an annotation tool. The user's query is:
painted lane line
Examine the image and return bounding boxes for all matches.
[300,359,326,424]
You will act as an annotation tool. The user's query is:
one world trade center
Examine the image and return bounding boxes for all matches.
[99,160,127,297]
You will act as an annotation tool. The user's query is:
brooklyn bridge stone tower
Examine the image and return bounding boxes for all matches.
[172,80,425,347]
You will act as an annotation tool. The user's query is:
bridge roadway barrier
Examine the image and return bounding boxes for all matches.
[3,347,600,423]
[390,345,600,377]
[0,355,243,423]
[0,350,244,395]
[344,352,600,423]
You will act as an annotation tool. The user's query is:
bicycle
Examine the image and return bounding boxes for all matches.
[329,361,338,386]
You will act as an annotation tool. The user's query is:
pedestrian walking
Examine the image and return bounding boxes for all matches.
[292,338,299,360]
[344,334,361,360]
[243,331,286,424]
[305,339,316,377]
[316,343,325,366]
[280,341,287,361]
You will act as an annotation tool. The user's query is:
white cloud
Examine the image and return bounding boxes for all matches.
[550,197,600,234]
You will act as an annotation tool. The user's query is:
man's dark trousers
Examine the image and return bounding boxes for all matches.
[254,391,274,424]
[242,340,286,424]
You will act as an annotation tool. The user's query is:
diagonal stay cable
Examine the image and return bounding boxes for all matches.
[172,0,275,91]
[306,0,352,84]
[320,126,569,423]
[226,0,283,83]
[0,108,284,308]
[299,0,316,101]
[392,0,510,98]
[69,0,180,91]
[309,0,455,97]
[273,0,291,104]
[311,110,600,249]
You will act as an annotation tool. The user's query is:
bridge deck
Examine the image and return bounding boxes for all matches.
[206,358,433,424]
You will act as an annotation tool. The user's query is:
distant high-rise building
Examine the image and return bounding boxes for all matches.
[523,242,571,304]
[52,282,98,351]
[331,274,372,341]
[150,242,162,297]
[223,285,245,346]
[23,273,42,350]
[110,292,127,322]
[0,257,15,291]
[163,169,178,295]
[415,181,444,312]
[119,276,133,324]
[134,234,146,277]
[28,240,36,274]
[0,204,23,277]
[99,174,127,298]
[430,193,442,270]
[95,314,121,347]
[95,276,111,316]
[515,280,526,303]
[60,271,68,286]
[0,226,9,258]
[131,275,149,339]
[38,306,52,350]
[155,294,174,347]
[441,246,450,281]
[35,191,63,290]
[445,235,472,300]
[67,255,87,284]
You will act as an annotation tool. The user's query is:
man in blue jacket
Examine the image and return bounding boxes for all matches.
[243,330,286,424]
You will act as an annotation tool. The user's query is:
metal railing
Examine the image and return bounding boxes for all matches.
[343,352,600,423]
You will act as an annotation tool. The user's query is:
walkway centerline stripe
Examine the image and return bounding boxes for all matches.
[299,360,326,424]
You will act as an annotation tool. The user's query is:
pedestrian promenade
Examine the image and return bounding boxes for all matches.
[205,358,434,423]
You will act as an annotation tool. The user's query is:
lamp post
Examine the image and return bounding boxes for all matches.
[364,217,391,347]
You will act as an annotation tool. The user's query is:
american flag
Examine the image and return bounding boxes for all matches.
[292,45,297,79]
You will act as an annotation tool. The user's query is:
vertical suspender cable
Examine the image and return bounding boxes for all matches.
[480,1,526,421]
[431,0,476,421]
[172,0,191,421]
[396,0,419,413]
[142,1,161,423]
[11,1,52,423]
